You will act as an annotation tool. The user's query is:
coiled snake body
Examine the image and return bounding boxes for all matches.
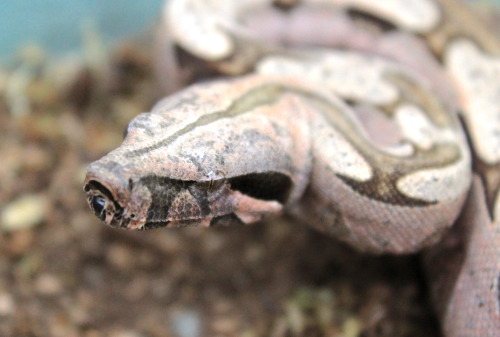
[84,0,500,335]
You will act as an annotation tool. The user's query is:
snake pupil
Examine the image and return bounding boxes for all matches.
[91,196,106,220]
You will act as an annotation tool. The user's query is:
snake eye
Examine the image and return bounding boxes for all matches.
[90,195,106,220]
[85,180,124,226]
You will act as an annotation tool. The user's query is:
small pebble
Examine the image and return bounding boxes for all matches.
[343,317,363,337]
[170,309,202,337]
[0,292,15,316]
[1,194,47,231]
[35,273,62,295]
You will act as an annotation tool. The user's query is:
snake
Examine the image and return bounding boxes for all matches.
[83,0,500,335]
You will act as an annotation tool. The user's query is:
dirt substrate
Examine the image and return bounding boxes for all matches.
[0,34,443,337]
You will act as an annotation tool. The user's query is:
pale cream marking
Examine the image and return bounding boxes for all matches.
[446,39,500,164]
[257,51,401,105]
[378,143,414,157]
[314,125,373,181]
[165,0,271,60]
[166,0,440,60]
[397,156,471,202]
[395,104,458,151]
[309,0,440,32]
[165,0,235,60]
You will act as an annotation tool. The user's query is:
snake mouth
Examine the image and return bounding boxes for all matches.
[84,180,125,228]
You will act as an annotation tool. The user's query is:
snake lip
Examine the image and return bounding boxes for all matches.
[142,221,171,230]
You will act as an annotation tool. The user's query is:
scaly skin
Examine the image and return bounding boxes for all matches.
[85,0,500,335]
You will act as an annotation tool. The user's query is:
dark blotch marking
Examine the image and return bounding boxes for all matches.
[210,213,245,227]
[141,176,194,222]
[272,0,297,11]
[338,174,433,207]
[347,8,397,32]
[229,172,292,203]
[188,183,211,215]
[140,176,215,223]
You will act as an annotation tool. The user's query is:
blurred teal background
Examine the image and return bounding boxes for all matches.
[0,0,498,63]
[0,0,164,63]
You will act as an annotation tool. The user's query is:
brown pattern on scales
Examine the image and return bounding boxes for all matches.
[84,0,500,336]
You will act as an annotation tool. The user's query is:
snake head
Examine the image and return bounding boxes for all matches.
[82,77,311,230]
[83,154,287,230]
[84,164,152,230]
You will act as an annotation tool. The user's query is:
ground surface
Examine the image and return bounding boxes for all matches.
[0,28,456,337]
